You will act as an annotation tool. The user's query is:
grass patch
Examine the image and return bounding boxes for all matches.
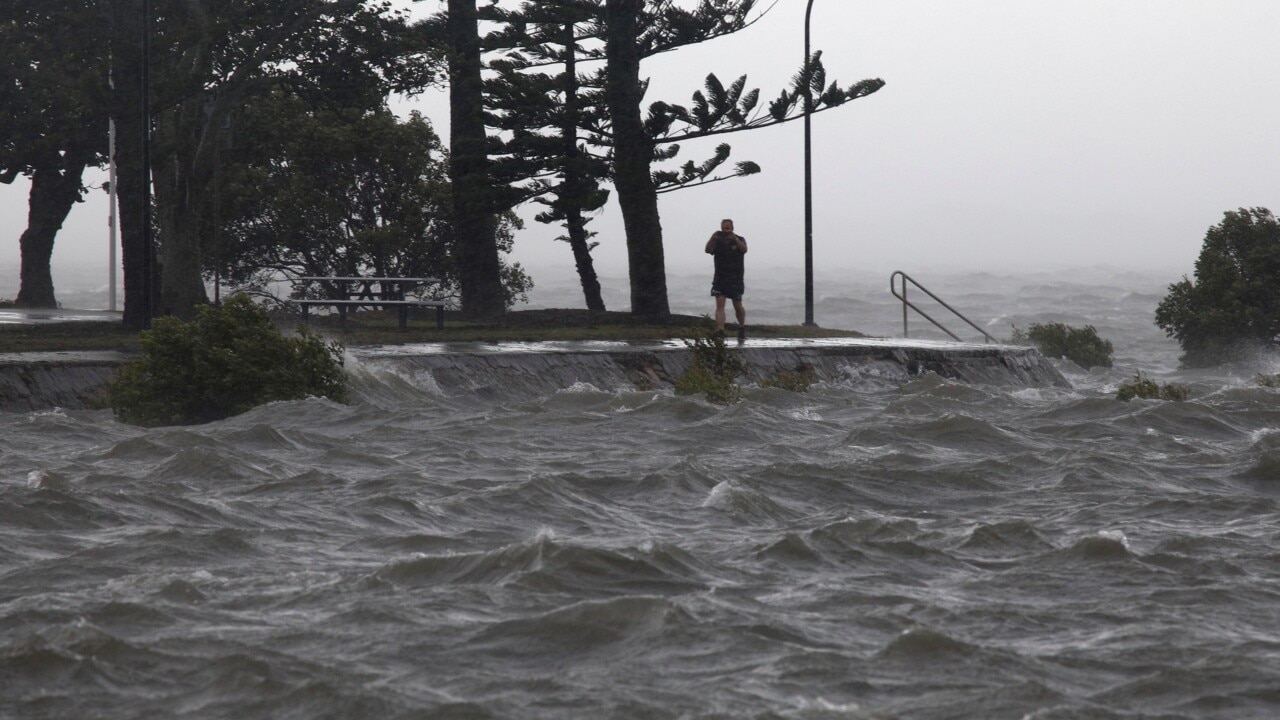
[0,320,144,353]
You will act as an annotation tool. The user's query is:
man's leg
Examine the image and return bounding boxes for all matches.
[714,294,727,331]
[733,299,746,342]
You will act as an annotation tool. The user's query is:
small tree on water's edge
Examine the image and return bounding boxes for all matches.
[1155,207,1280,367]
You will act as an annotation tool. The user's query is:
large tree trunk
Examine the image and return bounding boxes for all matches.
[15,161,87,308]
[603,0,668,318]
[153,100,212,319]
[448,0,506,319]
[566,210,605,312]
[110,0,154,330]
[150,1,215,319]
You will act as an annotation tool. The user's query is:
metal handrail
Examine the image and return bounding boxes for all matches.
[890,271,997,344]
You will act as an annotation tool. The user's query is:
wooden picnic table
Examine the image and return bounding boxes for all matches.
[292,277,446,330]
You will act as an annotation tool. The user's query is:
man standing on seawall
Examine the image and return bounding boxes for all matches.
[705,218,748,343]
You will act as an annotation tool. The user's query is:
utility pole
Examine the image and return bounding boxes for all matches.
[803,0,817,327]
[141,0,154,327]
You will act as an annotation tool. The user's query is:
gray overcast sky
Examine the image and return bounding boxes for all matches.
[4,0,1279,297]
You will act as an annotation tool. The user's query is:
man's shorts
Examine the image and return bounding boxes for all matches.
[711,280,744,301]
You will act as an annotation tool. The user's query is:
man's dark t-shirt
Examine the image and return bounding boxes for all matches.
[710,231,745,299]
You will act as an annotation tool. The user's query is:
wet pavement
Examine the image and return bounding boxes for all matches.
[0,306,1017,367]
[0,350,131,366]
[0,307,122,325]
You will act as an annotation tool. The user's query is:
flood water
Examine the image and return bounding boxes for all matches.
[4,267,1280,719]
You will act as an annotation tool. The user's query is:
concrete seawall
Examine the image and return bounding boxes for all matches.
[0,352,129,412]
[353,338,1069,397]
[0,339,1069,413]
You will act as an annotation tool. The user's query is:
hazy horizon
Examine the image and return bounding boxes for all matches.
[0,256,1186,327]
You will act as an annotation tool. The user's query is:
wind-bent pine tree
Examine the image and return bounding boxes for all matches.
[544,20,611,312]
[486,0,765,315]
[446,0,883,317]
[484,0,611,311]
[594,0,884,317]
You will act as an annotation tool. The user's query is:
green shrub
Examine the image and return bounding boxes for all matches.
[1155,207,1280,367]
[1116,372,1188,402]
[1012,322,1114,369]
[674,326,744,404]
[108,294,347,426]
[1258,373,1280,388]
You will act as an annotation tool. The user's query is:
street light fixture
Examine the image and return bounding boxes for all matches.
[802,0,816,327]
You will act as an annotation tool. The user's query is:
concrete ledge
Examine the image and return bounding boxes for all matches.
[0,340,1069,413]
[355,338,1070,396]
[0,352,130,412]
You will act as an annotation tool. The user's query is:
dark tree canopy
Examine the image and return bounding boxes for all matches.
[141,0,439,319]
[211,95,530,308]
[1155,207,1280,367]
[216,99,453,284]
[483,0,612,311]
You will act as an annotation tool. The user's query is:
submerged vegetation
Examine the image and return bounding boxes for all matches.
[675,326,745,404]
[1011,322,1114,369]
[1116,373,1189,402]
[108,295,347,427]
[759,367,816,393]
[672,327,818,401]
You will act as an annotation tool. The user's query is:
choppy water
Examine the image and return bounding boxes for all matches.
[5,268,1280,719]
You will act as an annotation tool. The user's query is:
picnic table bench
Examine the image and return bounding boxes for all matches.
[291,277,446,330]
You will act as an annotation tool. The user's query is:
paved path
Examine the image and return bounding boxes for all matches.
[0,308,122,325]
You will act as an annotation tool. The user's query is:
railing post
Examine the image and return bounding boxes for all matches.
[890,270,996,344]
[901,276,909,338]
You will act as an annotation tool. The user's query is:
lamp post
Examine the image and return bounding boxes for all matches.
[141,0,153,327]
[802,0,816,327]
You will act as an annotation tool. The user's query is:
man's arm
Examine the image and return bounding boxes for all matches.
[705,233,718,254]
[735,235,748,254]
